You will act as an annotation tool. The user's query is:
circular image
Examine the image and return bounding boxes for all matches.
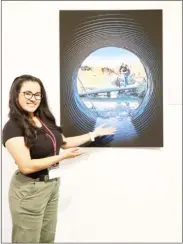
[77,47,148,120]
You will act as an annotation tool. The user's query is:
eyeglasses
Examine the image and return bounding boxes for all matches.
[20,91,43,100]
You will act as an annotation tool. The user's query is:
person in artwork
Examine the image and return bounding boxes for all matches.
[2,74,116,243]
[119,63,131,87]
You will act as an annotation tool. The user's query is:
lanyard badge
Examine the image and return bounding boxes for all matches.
[36,117,61,179]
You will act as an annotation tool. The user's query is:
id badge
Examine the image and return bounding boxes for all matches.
[48,163,61,179]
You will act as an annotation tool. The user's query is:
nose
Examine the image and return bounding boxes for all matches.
[29,95,37,102]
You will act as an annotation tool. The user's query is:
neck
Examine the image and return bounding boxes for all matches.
[29,112,34,119]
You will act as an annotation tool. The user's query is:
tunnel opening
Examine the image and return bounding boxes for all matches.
[76,47,149,121]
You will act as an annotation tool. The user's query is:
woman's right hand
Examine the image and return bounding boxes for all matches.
[61,147,85,160]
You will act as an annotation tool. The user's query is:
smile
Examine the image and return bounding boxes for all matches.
[27,103,36,107]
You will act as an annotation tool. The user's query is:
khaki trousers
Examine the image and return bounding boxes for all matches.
[8,170,60,243]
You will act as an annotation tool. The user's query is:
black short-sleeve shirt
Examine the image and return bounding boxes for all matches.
[2,118,65,178]
[3,119,25,147]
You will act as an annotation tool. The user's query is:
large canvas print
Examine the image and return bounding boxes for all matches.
[59,10,163,147]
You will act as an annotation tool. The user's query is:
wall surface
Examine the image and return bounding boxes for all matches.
[1,1,182,242]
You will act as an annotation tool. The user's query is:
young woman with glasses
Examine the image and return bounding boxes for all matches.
[2,74,116,243]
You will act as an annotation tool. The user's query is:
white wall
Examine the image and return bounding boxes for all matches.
[1,1,182,242]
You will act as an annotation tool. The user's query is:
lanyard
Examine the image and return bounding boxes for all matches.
[36,117,57,156]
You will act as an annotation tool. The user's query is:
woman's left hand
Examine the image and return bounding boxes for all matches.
[93,124,116,138]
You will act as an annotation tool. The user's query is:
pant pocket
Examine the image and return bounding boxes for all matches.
[9,180,36,201]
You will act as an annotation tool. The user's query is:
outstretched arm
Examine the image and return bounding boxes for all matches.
[5,137,84,175]
[61,124,116,149]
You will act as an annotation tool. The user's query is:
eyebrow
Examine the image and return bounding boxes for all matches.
[22,90,41,94]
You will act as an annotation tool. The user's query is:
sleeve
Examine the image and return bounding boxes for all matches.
[61,134,67,145]
[2,119,25,147]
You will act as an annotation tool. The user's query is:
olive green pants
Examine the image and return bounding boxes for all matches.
[8,170,60,243]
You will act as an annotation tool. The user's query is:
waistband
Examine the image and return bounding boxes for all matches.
[15,170,58,182]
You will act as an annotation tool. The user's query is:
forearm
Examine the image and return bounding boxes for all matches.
[62,133,95,148]
[21,154,65,174]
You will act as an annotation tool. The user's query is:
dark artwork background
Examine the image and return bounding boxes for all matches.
[59,10,163,147]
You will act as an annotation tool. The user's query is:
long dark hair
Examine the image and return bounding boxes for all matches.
[9,74,63,148]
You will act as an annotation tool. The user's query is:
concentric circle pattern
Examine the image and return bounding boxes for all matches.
[60,11,163,146]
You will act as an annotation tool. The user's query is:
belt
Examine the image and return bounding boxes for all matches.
[18,172,50,182]
[32,174,58,182]
[35,174,50,182]
[17,171,58,182]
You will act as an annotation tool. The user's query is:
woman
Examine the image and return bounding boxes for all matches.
[2,75,116,243]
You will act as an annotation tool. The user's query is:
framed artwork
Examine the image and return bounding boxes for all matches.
[59,10,163,147]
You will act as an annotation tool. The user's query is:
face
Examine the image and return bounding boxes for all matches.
[18,81,42,115]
